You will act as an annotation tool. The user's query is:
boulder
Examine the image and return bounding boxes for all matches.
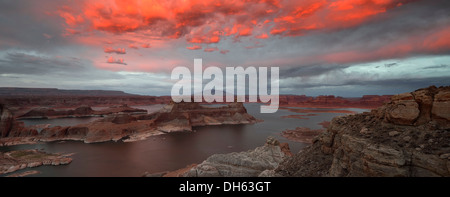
[385,100,420,125]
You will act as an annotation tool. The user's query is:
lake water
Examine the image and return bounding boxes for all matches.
[0,103,367,177]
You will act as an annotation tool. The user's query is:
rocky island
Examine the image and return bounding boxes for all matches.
[0,101,259,145]
[0,149,73,175]
[17,105,147,119]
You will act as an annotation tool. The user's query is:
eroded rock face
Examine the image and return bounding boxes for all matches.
[432,90,450,124]
[0,105,38,138]
[385,100,420,125]
[0,104,13,137]
[153,102,259,133]
[18,105,146,119]
[275,86,450,177]
[1,102,259,145]
[184,137,291,177]
[412,88,435,125]
[111,114,136,124]
[383,86,450,127]
[73,106,93,115]
[385,93,420,125]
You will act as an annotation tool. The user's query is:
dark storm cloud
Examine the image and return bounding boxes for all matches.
[0,0,69,52]
[0,52,124,80]
[0,52,86,75]
[0,0,449,96]
[248,0,450,82]
[422,64,449,69]
[279,64,349,78]
[384,63,398,68]
[283,76,450,90]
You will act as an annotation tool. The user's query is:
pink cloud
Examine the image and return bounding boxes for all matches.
[59,0,419,53]
[104,47,126,54]
[187,45,202,50]
[129,44,139,49]
[255,33,269,39]
[43,33,52,39]
[107,56,127,65]
[141,43,151,48]
[204,47,219,52]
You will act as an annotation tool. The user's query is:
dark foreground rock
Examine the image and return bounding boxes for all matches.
[175,86,449,177]
[0,149,72,175]
[6,170,40,177]
[183,137,291,177]
[276,86,450,177]
[281,127,324,144]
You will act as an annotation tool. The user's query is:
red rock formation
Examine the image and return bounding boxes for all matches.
[432,89,450,126]
[376,86,450,127]
[18,105,146,119]
[1,102,259,145]
[0,149,72,175]
[0,105,38,138]
[276,86,450,177]
[279,94,391,109]
[281,127,325,144]
[111,114,136,124]
[0,95,172,114]
[0,104,13,137]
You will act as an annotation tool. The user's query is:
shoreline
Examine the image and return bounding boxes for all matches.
[0,149,73,175]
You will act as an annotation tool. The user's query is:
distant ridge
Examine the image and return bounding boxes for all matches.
[0,87,136,97]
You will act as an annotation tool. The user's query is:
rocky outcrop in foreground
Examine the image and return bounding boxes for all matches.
[0,102,259,145]
[183,137,291,177]
[276,86,450,177]
[177,86,449,177]
[0,149,72,175]
[282,127,324,144]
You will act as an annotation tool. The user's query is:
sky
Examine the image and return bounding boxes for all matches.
[0,0,449,96]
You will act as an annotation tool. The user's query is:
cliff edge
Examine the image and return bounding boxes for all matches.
[275,86,450,177]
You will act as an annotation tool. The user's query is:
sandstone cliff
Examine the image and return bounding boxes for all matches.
[0,102,258,145]
[278,94,392,108]
[276,86,450,177]
[18,105,146,119]
[151,102,258,133]
[0,104,38,139]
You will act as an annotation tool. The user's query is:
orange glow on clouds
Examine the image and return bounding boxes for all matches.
[53,0,450,72]
[61,0,414,47]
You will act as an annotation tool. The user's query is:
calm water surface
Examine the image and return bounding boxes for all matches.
[1,104,367,177]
